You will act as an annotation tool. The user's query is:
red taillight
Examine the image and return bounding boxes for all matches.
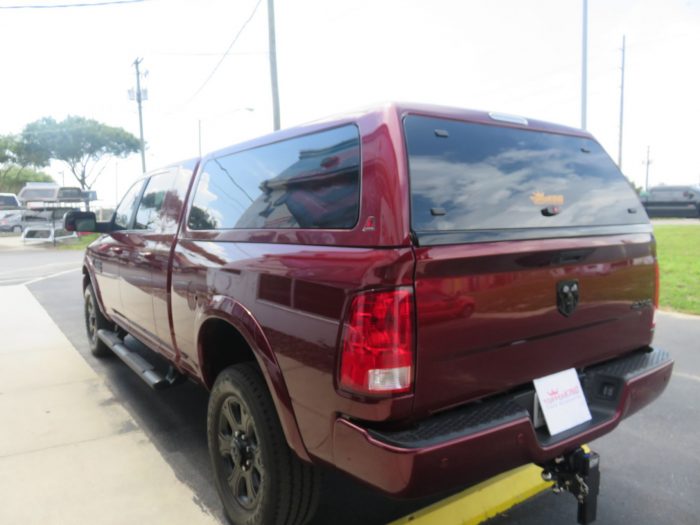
[339,288,414,395]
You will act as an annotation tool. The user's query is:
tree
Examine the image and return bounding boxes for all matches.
[0,165,53,194]
[21,116,140,191]
[0,134,51,191]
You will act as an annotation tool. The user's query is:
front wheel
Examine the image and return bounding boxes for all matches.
[208,363,320,525]
[12,225,22,234]
[84,283,112,357]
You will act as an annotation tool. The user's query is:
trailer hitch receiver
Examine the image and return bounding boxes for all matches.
[541,447,600,524]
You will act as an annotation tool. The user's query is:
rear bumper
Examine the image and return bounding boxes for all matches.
[332,347,673,497]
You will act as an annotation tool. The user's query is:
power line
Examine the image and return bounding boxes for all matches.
[183,0,263,105]
[0,0,148,8]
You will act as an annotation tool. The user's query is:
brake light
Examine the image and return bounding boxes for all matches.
[339,288,414,395]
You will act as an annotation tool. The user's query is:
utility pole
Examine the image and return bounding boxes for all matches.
[267,0,281,131]
[644,146,652,192]
[618,35,626,170]
[581,0,588,130]
[133,58,147,173]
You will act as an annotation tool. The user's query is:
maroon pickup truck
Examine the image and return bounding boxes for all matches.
[66,103,672,525]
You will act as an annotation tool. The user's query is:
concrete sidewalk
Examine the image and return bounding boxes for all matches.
[0,285,220,525]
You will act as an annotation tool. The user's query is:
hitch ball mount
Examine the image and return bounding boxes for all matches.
[541,447,601,525]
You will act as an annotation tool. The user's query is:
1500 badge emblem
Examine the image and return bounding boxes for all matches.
[557,280,579,317]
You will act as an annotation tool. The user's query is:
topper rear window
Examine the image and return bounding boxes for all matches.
[404,116,646,242]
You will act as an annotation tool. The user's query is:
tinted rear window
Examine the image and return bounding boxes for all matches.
[188,125,360,230]
[404,116,645,234]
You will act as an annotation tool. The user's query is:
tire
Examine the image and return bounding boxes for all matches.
[12,225,22,234]
[84,283,112,357]
[208,363,320,525]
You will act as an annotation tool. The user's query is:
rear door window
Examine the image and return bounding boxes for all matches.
[404,115,645,239]
[188,125,360,230]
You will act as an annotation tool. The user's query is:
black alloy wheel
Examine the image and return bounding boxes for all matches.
[217,394,263,510]
[208,363,320,525]
[84,283,112,357]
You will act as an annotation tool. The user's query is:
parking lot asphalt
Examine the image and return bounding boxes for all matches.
[0,241,83,286]
[20,269,700,525]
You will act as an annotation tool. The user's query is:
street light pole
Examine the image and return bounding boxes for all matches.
[267,0,281,131]
[644,146,652,192]
[581,0,588,130]
[618,35,626,170]
[133,57,147,173]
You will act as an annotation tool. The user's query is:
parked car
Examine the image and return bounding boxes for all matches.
[0,207,78,234]
[643,185,700,218]
[0,192,21,209]
[66,103,672,525]
[0,209,47,233]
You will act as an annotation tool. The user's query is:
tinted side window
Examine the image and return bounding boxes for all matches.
[135,172,173,230]
[114,181,144,229]
[161,169,193,234]
[188,125,360,230]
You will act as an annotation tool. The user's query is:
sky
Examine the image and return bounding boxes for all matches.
[0,0,699,207]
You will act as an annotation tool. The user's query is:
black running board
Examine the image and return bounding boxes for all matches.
[97,329,181,390]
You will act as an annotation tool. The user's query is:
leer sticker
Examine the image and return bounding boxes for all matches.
[530,192,564,206]
[533,368,592,436]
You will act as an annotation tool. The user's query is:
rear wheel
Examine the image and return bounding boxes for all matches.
[208,363,320,525]
[84,283,112,357]
[11,225,21,234]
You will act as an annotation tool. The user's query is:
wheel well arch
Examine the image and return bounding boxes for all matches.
[195,314,311,462]
[82,266,91,290]
[198,317,257,389]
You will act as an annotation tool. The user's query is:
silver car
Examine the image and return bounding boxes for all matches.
[0,210,48,233]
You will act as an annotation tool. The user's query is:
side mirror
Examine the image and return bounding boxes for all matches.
[64,211,97,232]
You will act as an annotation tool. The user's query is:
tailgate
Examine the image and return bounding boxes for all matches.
[402,113,656,415]
[412,234,656,414]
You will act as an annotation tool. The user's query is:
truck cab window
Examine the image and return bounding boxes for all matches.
[113,180,144,229]
[134,172,176,230]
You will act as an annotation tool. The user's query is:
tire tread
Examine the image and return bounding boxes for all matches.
[208,363,320,525]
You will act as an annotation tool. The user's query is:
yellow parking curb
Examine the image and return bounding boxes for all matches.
[388,464,552,525]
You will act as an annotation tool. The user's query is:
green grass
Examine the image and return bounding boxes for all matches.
[654,225,700,315]
[58,233,100,250]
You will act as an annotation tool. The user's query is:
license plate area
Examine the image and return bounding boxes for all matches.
[533,368,592,436]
